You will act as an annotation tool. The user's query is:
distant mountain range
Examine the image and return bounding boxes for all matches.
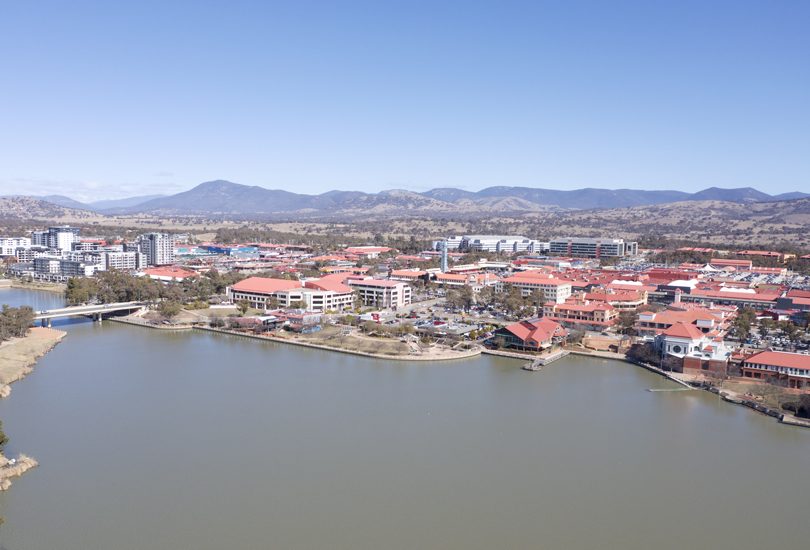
[10,180,807,219]
[37,194,167,211]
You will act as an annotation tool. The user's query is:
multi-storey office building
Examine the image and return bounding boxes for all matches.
[438,235,546,254]
[548,238,638,258]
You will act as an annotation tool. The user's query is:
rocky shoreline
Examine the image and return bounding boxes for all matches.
[0,453,38,491]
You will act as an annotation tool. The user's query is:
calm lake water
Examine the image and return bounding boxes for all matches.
[1,288,809,550]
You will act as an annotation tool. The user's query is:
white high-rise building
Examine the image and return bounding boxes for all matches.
[48,226,80,252]
[138,233,176,266]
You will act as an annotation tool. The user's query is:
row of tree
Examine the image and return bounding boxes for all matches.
[64,268,246,306]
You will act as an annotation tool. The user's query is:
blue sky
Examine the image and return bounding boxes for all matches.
[1,0,808,201]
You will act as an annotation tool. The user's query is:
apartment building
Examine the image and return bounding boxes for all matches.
[138,233,176,266]
[549,238,638,258]
[348,279,412,309]
[104,251,146,271]
[31,230,49,247]
[47,226,81,252]
[0,237,31,256]
[498,273,573,304]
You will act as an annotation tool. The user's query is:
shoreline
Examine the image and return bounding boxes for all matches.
[486,346,810,428]
[0,326,64,490]
[0,327,66,398]
[0,454,38,491]
[1,279,67,294]
[195,326,483,362]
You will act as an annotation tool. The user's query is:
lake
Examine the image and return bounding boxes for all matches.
[1,288,809,550]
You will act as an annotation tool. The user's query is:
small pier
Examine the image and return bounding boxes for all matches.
[522,349,569,371]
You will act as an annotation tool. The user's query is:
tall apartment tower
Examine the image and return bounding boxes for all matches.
[47,226,80,252]
[439,240,449,273]
[138,233,175,266]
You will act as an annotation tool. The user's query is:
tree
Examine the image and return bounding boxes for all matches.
[158,300,182,320]
[733,307,757,340]
[447,286,474,311]
[0,305,34,341]
[779,320,800,342]
[236,299,251,316]
[616,310,638,335]
[0,420,8,448]
[797,394,810,419]
[501,284,524,317]
[758,318,775,338]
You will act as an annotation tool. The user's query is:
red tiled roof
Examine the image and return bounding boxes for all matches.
[552,302,614,312]
[662,322,705,340]
[305,273,353,293]
[344,246,392,254]
[435,273,467,282]
[745,351,810,370]
[390,269,427,278]
[231,276,302,294]
[348,279,403,288]
[504,318,566,346]
[787,289,810,299]
[143,266,198,279]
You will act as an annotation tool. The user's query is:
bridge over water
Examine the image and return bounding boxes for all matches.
[35,302,146,326]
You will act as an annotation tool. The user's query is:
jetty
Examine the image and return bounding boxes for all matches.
[522,349,569,371]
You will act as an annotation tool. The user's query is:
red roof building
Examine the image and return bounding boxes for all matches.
[143,266,199,282]
[230,277,302,295]
[495,318,568,351]
[742,351,810,390]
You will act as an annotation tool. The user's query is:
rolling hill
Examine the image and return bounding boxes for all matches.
[97,180,809,218]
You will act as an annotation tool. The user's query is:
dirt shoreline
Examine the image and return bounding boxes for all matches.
[0,327,64,490]
[0,453,38,491]
[4,279,67,294]
[0,327,66,398]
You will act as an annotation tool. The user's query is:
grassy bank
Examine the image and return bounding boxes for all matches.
[7,279,67,294]
[0,327,66,398]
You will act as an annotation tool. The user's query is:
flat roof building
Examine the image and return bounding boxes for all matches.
[549,238,638,258]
